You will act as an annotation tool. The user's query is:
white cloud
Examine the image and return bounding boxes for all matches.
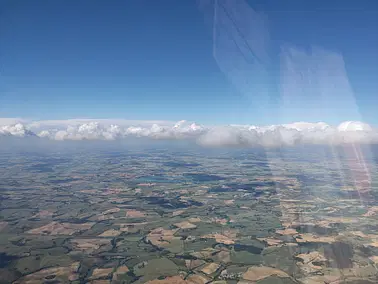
[37,130,51,138]
[1,118,378,147]
[198,126,249,147]
[337,121,373,132]
[40,122,124,141]
[0,123,35,137]
[28,118,174,130]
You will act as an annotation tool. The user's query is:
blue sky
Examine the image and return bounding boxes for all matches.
[1,0,377,125]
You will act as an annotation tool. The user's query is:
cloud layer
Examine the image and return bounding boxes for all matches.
[1,119,378,147]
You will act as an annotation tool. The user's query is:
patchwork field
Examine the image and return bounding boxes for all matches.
[1,145,378,283]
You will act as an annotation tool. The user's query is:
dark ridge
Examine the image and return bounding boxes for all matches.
[142,197,203,209]
[233,244,264,255]
[0,253,18,268]
[291,224,338,235]
[183,173,225,182]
